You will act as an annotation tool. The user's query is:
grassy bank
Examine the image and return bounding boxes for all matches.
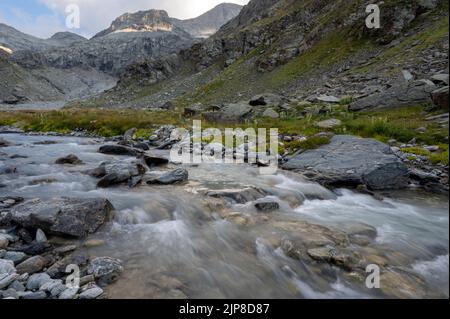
[0,104,448,164]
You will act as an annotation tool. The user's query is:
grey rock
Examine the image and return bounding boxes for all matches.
[0,234,8,249]
[350,80,436,111]
[316,119,342,129]
[16,256,47,275]
[315,95,341,103]
[0,273,18,289]
[98,145,141,156]
[402,69,414,82]
[87,257,123,286]
[431,74,449,85]
[46,252,88,278]
[205,187,267,204]
[97,160,147,188]
[35,229,47,243]
[3,251,27,265]
[2,288,19,299]
[255,201,280,212]
[59,287,79,299]
[9,197,115,238]
[203,102,253,123]
[143,155,170,167]
[55,154,83,165]
[262,108,279,118]
[0,259,16,275]
[79,286,104,299]
[26,273,51,291]
[22,291,47,299]
[123,128,137,141]
[8,280,25,292]
[282,135,409,190]
[146,168,188,185]
[0,137,11,147]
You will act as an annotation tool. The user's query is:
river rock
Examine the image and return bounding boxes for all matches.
[123,128,137,141]
[22,291,47,299]
[46,252,88,278]
[3,251,27,265]
[96,160,146,188]
[0,273,18,289]
[87,257,123,286]
[0,259,16,275]
[254,201,280,212]
[55,154,83,165]
[35,229,47,243]
[0,234,8,249]
[9,197,115,238]
[0,137,11,147]
[98,144,141,156]
[79,286,104,299]
[146,168,188,185]
[282,135,409,190]
[349,80,436,111]
[59,287,79,299]
[142,155,169,167]
[205,187,268,204]
[26,273,51,290]
[16,256,47,275]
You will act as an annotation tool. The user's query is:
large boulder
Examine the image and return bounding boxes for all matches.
[282,135,409,190]
[96,160,147,188]
[98,145,141,156]
[8,198,115,238]
[203,102,253,123]
[349,80,436,111]
[146,168,188,185]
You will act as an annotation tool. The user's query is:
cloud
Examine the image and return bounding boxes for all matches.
[1,5,65,39]
[36,0,249,38]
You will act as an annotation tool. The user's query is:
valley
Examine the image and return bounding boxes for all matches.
[0,0,449,300]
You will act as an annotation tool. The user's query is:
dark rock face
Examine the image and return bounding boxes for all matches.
[98,145,141,156]
[146,168,188,185]
[8,198,115,238]
[282,135,409,190]
[55,154,83,165]
[349,80,436,111]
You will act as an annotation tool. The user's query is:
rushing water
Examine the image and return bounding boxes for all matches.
[0,133,448,299]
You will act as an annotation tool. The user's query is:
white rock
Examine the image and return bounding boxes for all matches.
[35,229,47,243]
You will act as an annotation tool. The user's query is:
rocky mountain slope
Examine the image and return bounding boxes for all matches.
[0,4,242,106]
[94,0,447,111]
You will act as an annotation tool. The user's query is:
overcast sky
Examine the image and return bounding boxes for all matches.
[0,0,249,39]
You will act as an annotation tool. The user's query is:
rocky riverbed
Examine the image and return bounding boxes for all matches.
[0,129,449,299]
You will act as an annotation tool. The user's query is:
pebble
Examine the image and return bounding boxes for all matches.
[3,251,27,265]
[0,273,18,290]
[26,273,51,291]
[79,286,104,299]
[59,287,79,300]
[35,229,47,243]
[22,291,47,299]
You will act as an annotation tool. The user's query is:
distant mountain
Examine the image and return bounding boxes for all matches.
[0,23,49,52]
[173,3,243,38]
[47,32,87,46]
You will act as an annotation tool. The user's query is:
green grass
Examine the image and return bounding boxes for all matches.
[401,147,431,157]
[0,109,183,137]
